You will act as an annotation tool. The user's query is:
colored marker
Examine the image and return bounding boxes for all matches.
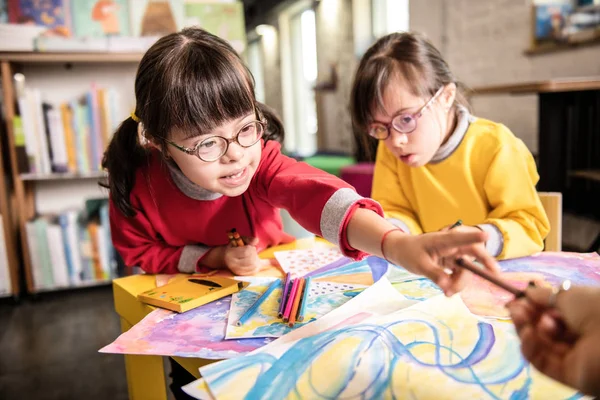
[297,277,312,322]
[236,279,281,326]
[278,272,292,318]
[283,278,300,322]
[288,278,305,327]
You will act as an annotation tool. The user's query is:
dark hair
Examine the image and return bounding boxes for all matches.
[102,27,284,217]
[350,32,469,160]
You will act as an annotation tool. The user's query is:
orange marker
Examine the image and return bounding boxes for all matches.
[231,228,245,247]
[288,278,305,327]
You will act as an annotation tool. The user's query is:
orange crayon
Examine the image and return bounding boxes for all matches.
[231,228,245,247]
[227,231,237,247]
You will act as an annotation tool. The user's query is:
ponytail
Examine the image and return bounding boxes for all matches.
[101,117,148,217]
[257,102,284,144]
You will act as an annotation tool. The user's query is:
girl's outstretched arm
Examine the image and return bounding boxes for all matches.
[346,208,500,296]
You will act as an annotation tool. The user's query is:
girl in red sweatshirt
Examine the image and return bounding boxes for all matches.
[103,27,499,297]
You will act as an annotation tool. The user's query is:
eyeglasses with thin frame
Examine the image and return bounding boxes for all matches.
[163,112,266,162]
[368,86,445,140]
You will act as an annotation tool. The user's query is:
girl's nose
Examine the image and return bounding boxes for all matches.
[221,141,244,162]
[388,130,408,147]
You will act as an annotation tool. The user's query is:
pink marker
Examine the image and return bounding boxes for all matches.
[282,278,299,322]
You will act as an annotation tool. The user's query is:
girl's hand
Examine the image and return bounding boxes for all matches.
[440,224,487,263]
[384,229,500,296]
[223,237,262,276]
[507,286,600,396]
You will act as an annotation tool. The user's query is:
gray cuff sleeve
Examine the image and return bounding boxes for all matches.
[320,188,369,247]
[178,244,211,273]
[387,218,412,235]
[477,223,504,257]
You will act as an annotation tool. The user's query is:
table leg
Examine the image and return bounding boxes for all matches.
[120,318,168,400]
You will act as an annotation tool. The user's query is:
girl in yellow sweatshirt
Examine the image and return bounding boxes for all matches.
[350,32,549,260]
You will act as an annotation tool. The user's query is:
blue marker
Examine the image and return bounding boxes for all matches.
[236,279,282,326]
[297,277,312,322]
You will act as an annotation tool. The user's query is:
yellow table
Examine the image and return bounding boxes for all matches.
[112,237,332,400]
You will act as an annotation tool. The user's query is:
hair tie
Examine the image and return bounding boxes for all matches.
[130,112,140,123]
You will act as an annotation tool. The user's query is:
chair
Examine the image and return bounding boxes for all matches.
[539,192,562,252]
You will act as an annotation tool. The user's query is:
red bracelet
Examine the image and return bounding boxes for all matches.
[380,228,403,262]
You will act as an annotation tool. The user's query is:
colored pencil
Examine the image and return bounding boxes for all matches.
[231,228,245,247]
[297,277,312,322]
[278,272,292,318]
[236,279,281,326]
[448,219,523,297]
[282,278,300,322]
[449,219,463,229]
[455,258,524,297]
[288,278,305,327]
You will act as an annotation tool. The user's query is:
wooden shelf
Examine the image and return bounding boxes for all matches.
[576,3,600,12]
[33,279,112,294]
[569,169,600,183]
[525,35,600,56]
[0,55,124,295]
[0,51,143,64]
[20,171,107,181]
[469,77,600,96]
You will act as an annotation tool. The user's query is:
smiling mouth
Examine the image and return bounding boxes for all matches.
[223,169,245,179]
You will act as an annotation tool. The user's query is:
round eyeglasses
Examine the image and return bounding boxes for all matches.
[164,119,265,162]
[367,86,444,140]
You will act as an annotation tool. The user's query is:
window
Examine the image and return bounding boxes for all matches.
[246,39,266,103]
[371,0,409,38]
[280,3,318,156]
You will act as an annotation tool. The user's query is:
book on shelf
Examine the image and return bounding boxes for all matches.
[14,77,122,176]
[11,116,30,173]
[7,0,72,36]
[0,215,12,296]
[128,0,184,37]
[1,0,247,52]
[72,0,130,38]
[25,199,121,291]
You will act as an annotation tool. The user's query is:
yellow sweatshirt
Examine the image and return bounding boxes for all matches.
[371,110,550,260]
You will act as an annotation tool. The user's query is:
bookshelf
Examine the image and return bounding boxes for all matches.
[0,94,20,297]
[0,52,141,294]
[0,52,144,64]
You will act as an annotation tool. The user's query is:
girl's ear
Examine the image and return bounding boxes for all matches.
[440,82,457,111]
[138,122,161,150]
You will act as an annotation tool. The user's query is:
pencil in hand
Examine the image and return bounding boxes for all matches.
[448,219,522,297]
[449,219,463,230]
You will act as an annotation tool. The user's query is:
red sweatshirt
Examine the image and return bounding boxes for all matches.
[110,141,382,274]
